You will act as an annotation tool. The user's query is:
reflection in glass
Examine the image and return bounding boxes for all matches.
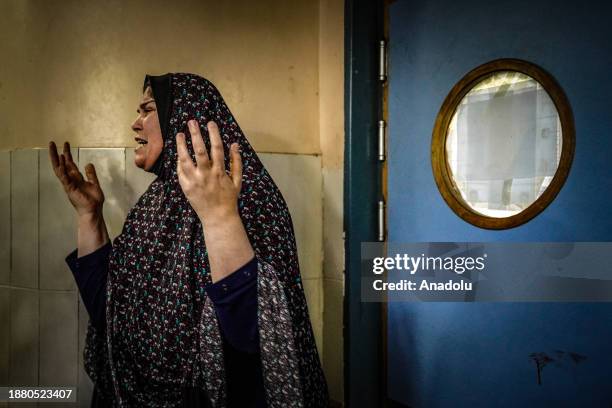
[446,71,562,218]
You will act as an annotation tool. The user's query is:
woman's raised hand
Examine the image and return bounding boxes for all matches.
[175,120,242,222]
[48,141,105,216]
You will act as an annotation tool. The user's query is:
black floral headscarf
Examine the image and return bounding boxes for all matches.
[83,73,329,407]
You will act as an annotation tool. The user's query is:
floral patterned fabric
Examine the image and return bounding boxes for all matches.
[83,73,329,407]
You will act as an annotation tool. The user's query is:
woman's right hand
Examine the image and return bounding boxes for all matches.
[49,141,105,216]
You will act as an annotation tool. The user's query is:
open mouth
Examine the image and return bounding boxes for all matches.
[135,137,148,145]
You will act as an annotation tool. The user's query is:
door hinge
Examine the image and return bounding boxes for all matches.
[342,230,346,274]
[379,40,388,82]
[378,120,386,161]
[378,200,386,242]
[378,40,387,242]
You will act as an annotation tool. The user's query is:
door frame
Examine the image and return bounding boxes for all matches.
[343,0,385,406]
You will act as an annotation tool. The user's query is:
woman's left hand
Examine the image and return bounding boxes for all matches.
[176,119,242,222]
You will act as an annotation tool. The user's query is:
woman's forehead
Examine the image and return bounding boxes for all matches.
[141,87,155,102]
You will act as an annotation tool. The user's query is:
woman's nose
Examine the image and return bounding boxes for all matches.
[131,117,142,131]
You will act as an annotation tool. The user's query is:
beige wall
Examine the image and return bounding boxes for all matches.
[0,0,345,404]
[0,0,320,154]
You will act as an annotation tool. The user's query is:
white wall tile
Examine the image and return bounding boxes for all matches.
[38,148,78,291]
[125,148,156,210]
[9,288,38,386]
[323,278,344,403]
[258,153,323,280]
[0,152,10,286]
[77,149,127,241]
[323,168,344,280]
[10,150,38,289]
[302,278,323,353]
[0,287,9,386]
[39,291,78,386]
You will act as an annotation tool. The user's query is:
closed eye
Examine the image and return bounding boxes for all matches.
[137,99,156,114]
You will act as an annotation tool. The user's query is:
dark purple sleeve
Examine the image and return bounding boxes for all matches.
[204,256,259,354]
[66,243,260,355]
[65,241,112,331]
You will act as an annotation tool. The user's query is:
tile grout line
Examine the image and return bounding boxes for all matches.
[37,150,40,389]
[8,150,12,388]
[0,284,76,292]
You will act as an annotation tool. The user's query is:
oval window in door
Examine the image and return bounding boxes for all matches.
[431,59,575,229]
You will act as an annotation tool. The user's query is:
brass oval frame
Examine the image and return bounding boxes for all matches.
[431,59,575,230]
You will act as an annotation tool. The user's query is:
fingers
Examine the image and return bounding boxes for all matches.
[57,154,75,190]
[188,119,210,168]
[85,163,99,186]
[207,121,225,173]
[63,142,79,174]
[49,141,82,184]
[58,153,66,179]
[229,143,243,191]
[61,142,84,183]
[63,141,74,163]
[49,141,60,172]
[175,132,195,175]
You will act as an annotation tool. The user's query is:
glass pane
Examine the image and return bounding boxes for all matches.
[446,71,562,218]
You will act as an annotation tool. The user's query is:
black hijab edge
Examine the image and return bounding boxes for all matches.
[143,73,173,176]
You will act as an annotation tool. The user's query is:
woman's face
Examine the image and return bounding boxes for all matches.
[131,86,164,170]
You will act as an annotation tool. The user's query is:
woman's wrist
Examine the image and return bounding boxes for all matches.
[77,208,110,257]
[199,207,240,229]
[200,211,256,283]
[78,208,104,223]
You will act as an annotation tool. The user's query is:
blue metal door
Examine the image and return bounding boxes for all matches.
[386,0,612,406]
